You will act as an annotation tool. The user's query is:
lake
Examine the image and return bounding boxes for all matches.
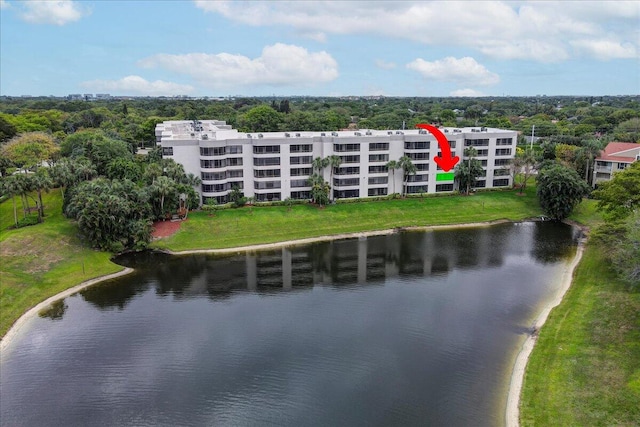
[0,222,580,426]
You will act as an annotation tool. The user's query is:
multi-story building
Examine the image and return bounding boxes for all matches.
[155,120,518,204]
[592,142,640,187]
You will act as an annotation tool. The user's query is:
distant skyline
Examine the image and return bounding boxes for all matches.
[1,1,639,97]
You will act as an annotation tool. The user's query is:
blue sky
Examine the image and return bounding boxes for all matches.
[1,1,639,97]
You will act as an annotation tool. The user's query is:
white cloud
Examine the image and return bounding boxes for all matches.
[19,0,89,25]
[138,43,338,89]
[375,59,396,70]
[0,0,10,10]
[80,76,194,96]
[407,57,500,86]
[571,39,638,60]
[194,1,640,62]
[450,88,486,97]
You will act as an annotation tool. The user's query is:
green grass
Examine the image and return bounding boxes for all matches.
[152,187,542,251]
[0,190,122,338]
[520,244,640,426]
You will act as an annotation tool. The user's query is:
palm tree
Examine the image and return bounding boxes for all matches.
[32,169,53,222]
[308,173,330,207]
[312,156,329,174]
[398,156,417,197]
[1,176,20,227]
[151,175,175,219]
[326,155,342,200]
[385,160,399,195]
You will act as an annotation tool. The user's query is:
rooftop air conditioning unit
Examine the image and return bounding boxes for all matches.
[444,129,449,133]
[202,134,208,139]
[295,133,301,137]
[396,131,404,135]
[332,132,338,137]
[481,127,487,131]
[387,131,393,135]
[247,134,252,138]
[365,131,372,135]
[419,129,427,134]
[258,133,264,138]
[285,133,290,137]
[321,132,326,136]
[355,132,362,136]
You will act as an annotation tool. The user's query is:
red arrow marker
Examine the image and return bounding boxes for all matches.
[415,123,460,172]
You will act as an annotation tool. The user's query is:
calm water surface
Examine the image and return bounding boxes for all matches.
[0,222,580,426]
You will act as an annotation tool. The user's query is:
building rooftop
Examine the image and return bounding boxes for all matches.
[597,142,640,162]
[157,120,515,142]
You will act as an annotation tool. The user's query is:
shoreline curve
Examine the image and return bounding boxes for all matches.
[504,237,586,427]
[0,267,134,354]
[163,219,512,256]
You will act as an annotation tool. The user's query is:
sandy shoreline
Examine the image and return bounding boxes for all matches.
[0,268,134,354]
[504,238,585,427]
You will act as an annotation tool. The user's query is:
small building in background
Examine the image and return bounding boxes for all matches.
[593,142,640,187]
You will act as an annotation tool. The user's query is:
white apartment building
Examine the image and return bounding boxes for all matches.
[592,142,640,187]
[155,120,518,204]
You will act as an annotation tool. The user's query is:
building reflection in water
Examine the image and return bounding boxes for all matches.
[69,222,579,313]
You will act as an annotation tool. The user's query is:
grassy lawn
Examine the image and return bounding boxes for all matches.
[520,203,640,425]
[0,190,122,338]
[151,187,542,251]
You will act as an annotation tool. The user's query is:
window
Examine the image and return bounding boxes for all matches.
[496,138,513,146]
[464,139,489,147]
[335,189,359,198]
[369,165,388,173]
[333,143,360,152]
[407,152,429,160]
[200,147,216,156]
[291,179,310,188]
[201,159,221,168]
[335,166,360,175]
[290,144,312,153]
[416,163,429,171]
[436,184,454,192]
[228,169,243,178]
[201,171,224,181]
[492,179,509,187]
[448,141,457,148]
[495,148,512,156]
[494,169,509,176]
[340,155,360,163]
[617,163,628,170]
[369,154,389,162]
[162,146,173,156]
[494,159,510,166]
[480,160,488,167]
[291,191,310,200]
[406,185,428,194]
[254,169,281,178]
[407,174,428,182]
[368,188,388,196]
[227,157,243,167]
[404,141,429,150]
[369,142,389,151]
[334,178,359,186]
[290,156,312,165]
[476,149,489,157]
[254,180,281,189]
[227,145,242,154]
[368,176,388,185]
[255,192,281,202]
[253,145,280,154]
[290,167,312,176]
[253,157,280,166]
[474,180,486,188]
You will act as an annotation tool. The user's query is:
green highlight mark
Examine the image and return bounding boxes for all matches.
[436,172,455,182]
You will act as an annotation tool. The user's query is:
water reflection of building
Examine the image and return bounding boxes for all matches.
[88,223,578,310]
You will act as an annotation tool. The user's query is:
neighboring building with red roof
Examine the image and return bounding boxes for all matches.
[593,142,640,187]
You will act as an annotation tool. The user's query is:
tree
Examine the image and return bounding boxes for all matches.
[574,139,604,185]
[1,175,21,227]
[308,173,330,207]
[592,161,640,220]
[455,147,484,195]
[65,178,152,252]
[385,160,399,195]
[151,175,176,219]
[398,155,417,197]
[326,155,342,200]
[229,186,246,207]
[31,169,52,222]
[511,147,536,194]
[237,105,283,132]
[1,132,59,172]
[536,163,590,220]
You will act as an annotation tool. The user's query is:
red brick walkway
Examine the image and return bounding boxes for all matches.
[151,220,184,239]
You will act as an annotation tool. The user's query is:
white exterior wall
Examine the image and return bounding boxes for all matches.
[156,120,518,204]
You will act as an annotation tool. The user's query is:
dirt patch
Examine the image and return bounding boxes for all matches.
[0,235,66,274]
[152,220,184,239]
